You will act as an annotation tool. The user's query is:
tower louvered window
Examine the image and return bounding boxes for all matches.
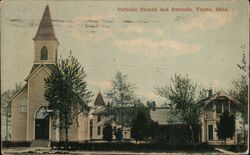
[41,46,48,60]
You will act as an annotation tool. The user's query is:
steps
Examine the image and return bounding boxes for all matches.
[31,140,50,147]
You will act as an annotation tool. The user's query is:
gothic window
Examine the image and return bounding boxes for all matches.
[36,107,48,119]
[40,46,48,60]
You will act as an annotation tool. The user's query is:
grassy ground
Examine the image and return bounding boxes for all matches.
[2,147,220,155]
[3,142,247,154]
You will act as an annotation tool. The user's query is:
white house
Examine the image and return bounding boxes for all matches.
[199,91,241,145]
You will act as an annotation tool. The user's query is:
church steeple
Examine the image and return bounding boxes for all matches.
[33,5,57,41]
[33,5,59,65]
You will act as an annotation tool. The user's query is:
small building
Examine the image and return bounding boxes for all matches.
[150,108,194,144]
[90,92,131,141]
[199,91,241,145]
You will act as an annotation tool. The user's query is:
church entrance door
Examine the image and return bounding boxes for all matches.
[35,107,49,140]
[35,118,49,139]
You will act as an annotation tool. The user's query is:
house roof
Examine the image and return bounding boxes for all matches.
[94,92,106,106]
[33,5,58,42]
[198,91,241,109]
[150,108,184,125]
[91,106,109,115]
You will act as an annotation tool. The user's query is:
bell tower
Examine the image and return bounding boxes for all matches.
[33,5,59,64]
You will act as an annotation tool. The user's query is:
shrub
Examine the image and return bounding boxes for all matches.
[102,123,113,142]
[115,128,123,141]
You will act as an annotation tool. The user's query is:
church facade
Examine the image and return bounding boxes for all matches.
[10,6,89,143]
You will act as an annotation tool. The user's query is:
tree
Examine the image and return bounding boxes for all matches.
[146,100,156,110]
[147,121,160,143]
[131,110,151,143]
[106,71,137,137]
[1,83,22,140]
[156,74,199,143]
[216,111,235,145]
[229,76,248,144]
[102,123,113,142]
[44,54,92,150]
[1,83,22,116]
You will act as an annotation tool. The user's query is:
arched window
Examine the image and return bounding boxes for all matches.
[36,107,47,119]
[40,46,48,60]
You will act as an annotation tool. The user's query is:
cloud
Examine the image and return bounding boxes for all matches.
[88,80,112,90]
[201,79,226,90]
[179,11,237,32]
[52,19,68,23]
[120,25,144,33]
[212,80,225,88]
[123,20,159,24]
[85,24,99,28]
[155,29,165,36]
[119,24,165,36]
[9,18,24,22]
[113,38,201,56]
[124,20,133,23]
[67,14,163,42]
[137,91,158,100]
[69,14,117,41]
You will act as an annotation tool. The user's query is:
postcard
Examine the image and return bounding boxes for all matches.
[1,0,249,154]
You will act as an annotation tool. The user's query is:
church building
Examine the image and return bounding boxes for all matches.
[10,6,89,145]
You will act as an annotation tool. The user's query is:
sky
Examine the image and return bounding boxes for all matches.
[1,0,249,105]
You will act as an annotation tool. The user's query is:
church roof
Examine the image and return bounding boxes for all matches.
[30,64,57,74]
[94,92,106,106]
[33,5,58,41]
[30,64,40,73]
[25,64,57,81]
[9,83,28,102]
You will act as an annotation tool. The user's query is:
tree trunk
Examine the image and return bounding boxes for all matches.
[121,110,124,142]
[64,115,69,150]
[121,94,124,142]
[189,124,194,143]
[243,122,246,145]
[65,127,69,150]
[121,112,124,132]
